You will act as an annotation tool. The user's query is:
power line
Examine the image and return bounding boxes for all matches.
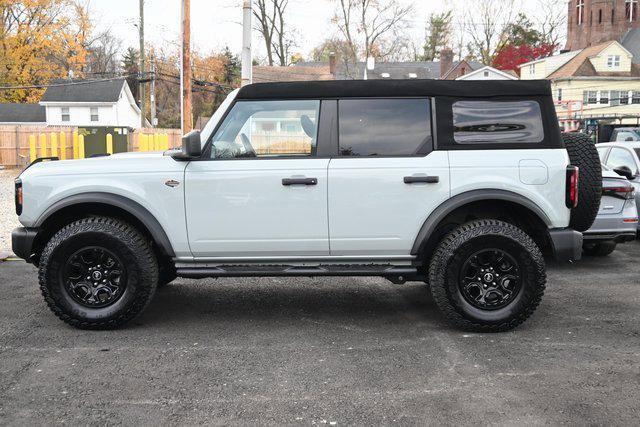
[0,75,138,91]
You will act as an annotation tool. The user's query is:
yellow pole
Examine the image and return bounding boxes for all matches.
[163,133,169,150]
[139,134,148,152]
[50,133,58,158]
[148,134,155,151]
[78,134,85,159]
[38,133,47,158]
[59,132,67,160]
[29,135,37,163]
[73,131,79,159]
[106,134,113,154]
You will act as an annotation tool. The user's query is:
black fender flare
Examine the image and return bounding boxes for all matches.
[35,192,175,257]
[410,189,552,255]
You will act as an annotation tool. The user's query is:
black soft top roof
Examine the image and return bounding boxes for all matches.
[236,79,552,100]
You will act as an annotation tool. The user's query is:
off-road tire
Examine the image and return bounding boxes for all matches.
[562,132,602,232]
[38,217,158,329]
[428,219,546,332]
[583,241,617,257]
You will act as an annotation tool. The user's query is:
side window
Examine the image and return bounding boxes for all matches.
[615,131,638,141]
[453,100,544,144]
[596,147,609,163]
[209,100,320,159]
[338,98,432,156]
[606,147,639,175]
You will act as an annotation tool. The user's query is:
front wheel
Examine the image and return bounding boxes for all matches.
[428,219,546,332]
[38,217,158,329]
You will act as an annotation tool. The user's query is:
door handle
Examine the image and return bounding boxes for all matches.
[404,175,439,184]
[282,177,318,186]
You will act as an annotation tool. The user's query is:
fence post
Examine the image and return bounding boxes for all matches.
[73,131,79,159]
[106,134,113,154]
[29,135,37,163]
[163,133,169,150]
[39,133,47,158]
[50,133,58,158]
[59,132,67,160]
[78,134,85,159]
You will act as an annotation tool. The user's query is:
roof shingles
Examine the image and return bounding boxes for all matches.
[40,78,126,103]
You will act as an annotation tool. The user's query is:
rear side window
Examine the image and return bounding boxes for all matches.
[338,99,432,156]
[452,100,544,144]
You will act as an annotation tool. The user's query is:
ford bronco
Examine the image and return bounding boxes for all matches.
[12,80,602,331]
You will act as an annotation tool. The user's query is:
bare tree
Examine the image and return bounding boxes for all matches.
[332,0,413,77]
[535,0,567,48]
[464,0,516,65]
[86,30,123,76]
[253,0,293,66]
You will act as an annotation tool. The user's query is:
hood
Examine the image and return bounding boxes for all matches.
[19,150,177,180]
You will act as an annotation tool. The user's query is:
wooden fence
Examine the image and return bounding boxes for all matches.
[0,125,182,168]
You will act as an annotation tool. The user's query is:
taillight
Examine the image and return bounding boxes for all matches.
[15,179,23,215]
[602,180,635,200]
[566,166,579,208]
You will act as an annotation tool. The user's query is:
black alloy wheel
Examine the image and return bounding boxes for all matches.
[459,249,521,310]
[63,247,126,308]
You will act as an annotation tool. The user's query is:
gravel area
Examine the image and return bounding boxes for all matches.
[0,169,20,254]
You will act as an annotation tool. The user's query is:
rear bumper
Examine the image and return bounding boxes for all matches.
[582,231,636,243]
[548,228,583,262]
[11,227,38,263]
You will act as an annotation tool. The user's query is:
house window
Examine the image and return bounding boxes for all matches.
[530,64,536,75]
[557,88,563,101]
[607,55,621,68]
[483,71,490,77]
[626,0,638,21]
[599,91,610,104]
[61,107,70,122]
[599,9,603,23]
[632,91,640,104]
[620,90,630,105]
[586,91,598,104]
[577,0,585,25]
[90,107,99,122]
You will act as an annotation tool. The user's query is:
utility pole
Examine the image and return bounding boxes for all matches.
[181,0,192,133]
[241,0,252,86]
[150,60,157,127]
[139,0,146,128]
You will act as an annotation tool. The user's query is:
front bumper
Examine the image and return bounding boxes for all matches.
[11,227,39,262]
[548,228,583,262]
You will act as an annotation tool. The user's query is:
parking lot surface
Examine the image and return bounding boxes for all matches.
[1,243,639,425]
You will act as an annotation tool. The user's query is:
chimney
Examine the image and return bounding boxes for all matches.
[440,48,454,78]
[329,52,336,75]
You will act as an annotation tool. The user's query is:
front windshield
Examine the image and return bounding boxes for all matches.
[200,89,239,147]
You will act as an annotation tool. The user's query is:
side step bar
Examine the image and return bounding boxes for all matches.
[177,265,421,279]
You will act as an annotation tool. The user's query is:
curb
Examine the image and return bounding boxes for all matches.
[0,251,16,261]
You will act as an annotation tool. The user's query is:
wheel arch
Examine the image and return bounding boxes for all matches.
[33,192,175,259]
[412,190,553,261]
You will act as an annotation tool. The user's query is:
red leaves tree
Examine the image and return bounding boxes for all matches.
[493,44,555,76]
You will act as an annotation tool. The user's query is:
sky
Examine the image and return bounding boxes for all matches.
[91,0,567,61]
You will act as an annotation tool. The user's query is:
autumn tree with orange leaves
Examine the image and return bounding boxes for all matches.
[0,0,93,102]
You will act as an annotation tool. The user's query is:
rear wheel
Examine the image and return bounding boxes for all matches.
[38,217,158,329]
[583,241,616,257]
[428,219,546,332]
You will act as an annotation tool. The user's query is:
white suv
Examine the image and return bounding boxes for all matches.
[12,80,601,331]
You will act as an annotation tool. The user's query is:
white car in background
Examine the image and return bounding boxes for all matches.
[583,165,637,256]
[596,142,640,228]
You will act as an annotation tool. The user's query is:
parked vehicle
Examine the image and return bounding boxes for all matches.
[596,142,640,229]
[12,80,601,332]
[583,165,638,256]
[609,127,640,142]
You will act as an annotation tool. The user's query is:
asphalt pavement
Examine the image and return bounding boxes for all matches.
[0,242,639,425]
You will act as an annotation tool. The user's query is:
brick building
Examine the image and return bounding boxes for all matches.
[566,0,640,50]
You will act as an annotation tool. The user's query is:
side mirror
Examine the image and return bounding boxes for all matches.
[181,130,202,158]
[613,165,635,180]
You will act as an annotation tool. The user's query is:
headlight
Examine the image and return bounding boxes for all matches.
[15,179,22,215]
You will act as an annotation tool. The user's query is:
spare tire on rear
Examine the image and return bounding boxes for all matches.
[562,132,602,232]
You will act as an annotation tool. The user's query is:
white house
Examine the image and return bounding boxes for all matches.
[455,66,518,81]
[39,78,143,129]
